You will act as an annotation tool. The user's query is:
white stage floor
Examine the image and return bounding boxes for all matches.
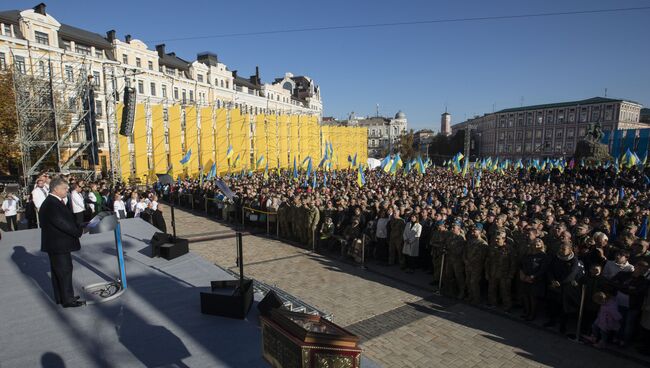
[0,219,269,367]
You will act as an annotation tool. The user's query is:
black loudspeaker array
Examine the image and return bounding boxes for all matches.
[119,86,136,136]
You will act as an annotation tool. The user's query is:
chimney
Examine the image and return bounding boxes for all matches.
[125,34,132,43]
[106,30,116,42]
[33,3,46,15]
[256,66,259,78]
[155,44,165,58]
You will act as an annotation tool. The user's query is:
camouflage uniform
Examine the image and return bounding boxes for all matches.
[429,229,448,282]
[464,236,489,304]
[307,205,320,247]
[486,242,517,310]
[388,217,406,265]
[443,232,466,298]
[298,205,310,244]
[278,202,290,238]
[290,202,301,241]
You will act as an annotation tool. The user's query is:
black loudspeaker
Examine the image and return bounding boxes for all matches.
[119,86,136,136]
[257,290,283,316]
[149,232,188,260]
[200,279,254,319]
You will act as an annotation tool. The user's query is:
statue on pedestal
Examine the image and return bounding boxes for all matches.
[574,122,611,162]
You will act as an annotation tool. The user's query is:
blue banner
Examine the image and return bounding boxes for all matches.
[635,129,650,160]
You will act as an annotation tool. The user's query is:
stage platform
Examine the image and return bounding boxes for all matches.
[0,219,276,367]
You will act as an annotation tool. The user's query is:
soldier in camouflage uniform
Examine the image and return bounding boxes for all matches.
[464,223,489,304]
[298,200,310,244]
[277,200,290,238]
[443,222,466,299]
[388,208,406,266]
[307,200,321,247]
[486,231,518,311]
[290,198,302,241]
[429,221,448,283]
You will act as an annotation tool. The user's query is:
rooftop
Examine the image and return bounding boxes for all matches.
[496,97,641,114]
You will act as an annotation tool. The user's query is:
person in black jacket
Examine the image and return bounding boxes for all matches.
[39,177,85,308]
[519,238,550,321]
[544,243,584,333]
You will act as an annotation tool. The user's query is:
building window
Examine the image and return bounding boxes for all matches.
[0,52,5,71]
[526,113,533,125]
[95,100,103,117]
[197,74,204,83]
[535,130,542,139]
[182,90,186,104]
[137,80,144,94]
[34,31,49,45]
[555,129,563,139]
[189,90,194,102]
[174,88,179,100]
[93,71,101,86]
[163,108,169,121]
[148,60,153,70]
[578,127,587,137]
[566,142,574,151]
[557,111,565,123]
[76,44,91,55]
[95,49,103,58]
[166,67,176,76]
[136,57,141,68]
[122,54,128,64]
[591,108,600,121]
[580,108,588,123]
[159,65,163,72]
[150,82,156,96]
[545,129,553,139]
[536,112,543,125]
[604,105,613,120]
[97,128,105,144]
[226,81,229,89]
[14,56,26,74]
[546,111,554,124]
[516,131,523,140]
[515,144,522,153]
[162,85,167,98]
[568,110,575,122]
[524,143,532,152]
[499,132,505,140]
[567,128,575,138]
[3,24,12,37]
[525,130,532,139]
[64,65,74,82]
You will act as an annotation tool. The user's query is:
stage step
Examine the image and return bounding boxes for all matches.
[223,269,333,321]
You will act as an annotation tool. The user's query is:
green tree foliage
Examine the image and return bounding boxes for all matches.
[0,71,20,176]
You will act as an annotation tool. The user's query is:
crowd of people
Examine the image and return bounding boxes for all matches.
[3,160,649,351]
[6,173,168,233]
[167,162,650,352]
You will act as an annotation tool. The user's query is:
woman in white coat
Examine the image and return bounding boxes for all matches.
[402,214,422,273]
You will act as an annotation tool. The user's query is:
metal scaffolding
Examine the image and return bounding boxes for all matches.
[11,50,103,186]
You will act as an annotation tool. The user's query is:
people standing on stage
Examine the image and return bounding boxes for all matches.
[126,192,139,218]
[70,183,86,226]
[31,178,48,213]
[135,196,147,218]
[113,193,127,219]
[2,193,19,231]
[87,183,103,215]
[39,176,85,308]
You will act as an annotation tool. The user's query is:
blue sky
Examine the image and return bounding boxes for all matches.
[10,0,650,130]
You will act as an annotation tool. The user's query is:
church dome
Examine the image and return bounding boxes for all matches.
[395,110,406,119]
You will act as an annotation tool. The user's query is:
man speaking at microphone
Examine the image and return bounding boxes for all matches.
[40,176,86,308]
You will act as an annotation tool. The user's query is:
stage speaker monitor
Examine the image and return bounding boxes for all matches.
[119,86,136,136]
[149,232,188,260]
[257,290,283,316]
[200,279,254,319]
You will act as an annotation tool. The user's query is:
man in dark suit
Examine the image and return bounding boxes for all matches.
[39,177,85,308]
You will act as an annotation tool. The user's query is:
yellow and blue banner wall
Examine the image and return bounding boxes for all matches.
[117,104,368,181]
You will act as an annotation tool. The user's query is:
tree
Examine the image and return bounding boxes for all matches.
[0,71,20,176]
[397,129,417,160]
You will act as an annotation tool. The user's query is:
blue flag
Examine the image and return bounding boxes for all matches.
[180,149,192,165]
[637,216,648,239]
[619,187,625,200]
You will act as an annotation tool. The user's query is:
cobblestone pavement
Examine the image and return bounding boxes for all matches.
[161,206,646,368]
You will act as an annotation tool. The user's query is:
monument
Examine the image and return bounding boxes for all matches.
[574,122,611,162]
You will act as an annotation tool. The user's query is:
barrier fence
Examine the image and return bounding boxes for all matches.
[164,191,368,268]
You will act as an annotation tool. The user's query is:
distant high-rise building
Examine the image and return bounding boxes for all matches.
[441,111,452,136]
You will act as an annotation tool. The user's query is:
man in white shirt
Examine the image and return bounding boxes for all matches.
[70,183,86,226]
[32,179,48,212]
[2,194,19,231]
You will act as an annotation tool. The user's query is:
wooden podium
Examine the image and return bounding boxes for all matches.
[261,310,362,368]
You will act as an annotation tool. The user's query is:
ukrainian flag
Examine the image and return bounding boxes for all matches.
[180,149,192,165]
[226,146,234,159]
[357,165,366,187]
[256,155,265,170]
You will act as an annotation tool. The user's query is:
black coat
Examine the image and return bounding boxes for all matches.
[39,195,82,254]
